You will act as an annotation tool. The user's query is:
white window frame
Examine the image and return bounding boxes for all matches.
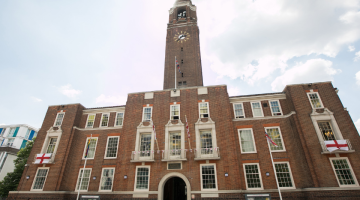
[250,102,264,118]
[100,113,110,127]
[75,168,92,192]
[238,128,257,154]
[307,91,324,109]
[274,161,296,189]
[198,102,210,118]
[85,114,96,128]
[169,132,182,158]
[134,165,151,191]
[264,126,286,152]
[104,136,119,159]
[0,128,6,135]
[200,163,218,191]
[7,138,14,146]
[98,167,115,192]
[329,157,359,187]
[115,112,124,126]
[31,167,50,191]
[142,106,153,122]
[170,104,180,120]
[269,100,283,116]
[233,103,245,119]
[45,137,58,153]
[243,163,264,190]
[53,112,65,127]
[82,137,98,160]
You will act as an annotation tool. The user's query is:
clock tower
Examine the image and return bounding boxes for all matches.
[163,0,204,90]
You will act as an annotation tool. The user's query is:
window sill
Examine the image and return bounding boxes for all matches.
[322,150,355,154]
[104,157,117,159]
[195,157,220,161]
[241,151,257,154]
[130,159,155,163]
[74,126,122,131]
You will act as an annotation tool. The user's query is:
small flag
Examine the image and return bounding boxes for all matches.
[85,138,92,158]
[152,120,157,140]
[265,131,278,147]
[176,59,181,73]
[185,115,190,138]
[35,153,51,164]
[324,140,349,152]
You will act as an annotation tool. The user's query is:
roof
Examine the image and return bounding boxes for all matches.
[85,105,126,110]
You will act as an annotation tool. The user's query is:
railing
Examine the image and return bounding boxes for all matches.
[161,149,187,161]
[194,147,220,160]
[33,153,56,164]
[320,139,354,154]
[131,151,155,162]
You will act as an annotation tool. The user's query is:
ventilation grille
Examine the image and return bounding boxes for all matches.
[168,163,181,170]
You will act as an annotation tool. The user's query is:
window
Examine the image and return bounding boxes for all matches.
[238,129,256,153]
[7,139,14,146]
[200,164,217,190]
[82,137,98,159]
[181,47,183,51]
[100,114,109,127]
[46,138,57,153]
[274,162,295,189]
[183,81,187,85]
[181,59,183,64]
[200,130,213,155]
[251,102,263,117]
[86,114,95,128]
[54,113,65,127]
[105,136,119,158]
[318,121,335,141]
[270,100,282,116]
[233,103,245,118]
[99,168,115,191]
[307,92,323,108]
[170,105,180,120]
[76,168,92,191]
[115,112,124,126]
[140,133,151,157]
[135,166,150,190]
[143,107,152,122]
[330,158,359,187]
[243,163,263,190]
[32,168,49,191]
[8,128,17,137]
[0,128,6,135]
[170,132,181,156]
[265,127,285,151]
[24,129,30,139]
[199,102,209,118]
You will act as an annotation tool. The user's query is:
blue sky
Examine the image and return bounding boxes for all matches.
[0,0,359,132]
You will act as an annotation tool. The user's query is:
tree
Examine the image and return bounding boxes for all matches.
[0,138,35,197]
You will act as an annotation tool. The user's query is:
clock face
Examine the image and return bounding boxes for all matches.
[174,31,190,43]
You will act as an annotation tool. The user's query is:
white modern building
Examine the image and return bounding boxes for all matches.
[0,124,38,181]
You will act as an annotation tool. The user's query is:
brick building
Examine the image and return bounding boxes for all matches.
[9,0,360,199]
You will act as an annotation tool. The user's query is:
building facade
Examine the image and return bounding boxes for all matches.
[0,124,38,182]
[9,0,360,200]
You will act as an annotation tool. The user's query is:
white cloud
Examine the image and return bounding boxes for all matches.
[356,71,360,85]
[0,124,5,126]
[31,96,42,102]
[228,87,240,96]
[59,84,82,99]
[348,45,355,52]
[354,51,360,61]
[355,119,360,133]
[198,0,360,85]
[271,59,340,91]
[95,94,127,106]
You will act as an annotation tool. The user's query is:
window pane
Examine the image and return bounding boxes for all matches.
[101,114,109,127]
[33,169,48,190]
[245,165,262,188]
[87,115,95,128]
[100,168,114,190]
[76,169,91,191]
[170,133,181,156]
[171,106,180,120]
[318,121,335,141]
[200,103,209,118]
[275,163,293,188]
[332,159,356,185]
[55,113,64,126]
[234,104,244,118]
[266,128,284,151]
[252,103,262,117]
[140,134,151,157]
[46,138,57,153]
[309,93,322,108]
[116,113,124,126]
[136,168,149,189]
[143,108,152,121]
[240,130,255,152]
[106,137,119,158]
[202,165,216,189]
[84,138,97,158]
[200,131,213,154]
[270,101,281,115]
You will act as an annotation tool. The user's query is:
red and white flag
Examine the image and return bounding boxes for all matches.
[185,115,190,138]
[324,140,348,152]
[152,120,157,140]
[265,131,278,147]
[35,153,52,164]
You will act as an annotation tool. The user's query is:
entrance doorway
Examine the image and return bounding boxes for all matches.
[163,177,187,200]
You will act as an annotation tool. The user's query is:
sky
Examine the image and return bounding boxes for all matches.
[0,0,359,132]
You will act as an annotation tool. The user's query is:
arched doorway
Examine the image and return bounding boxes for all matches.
[158,172,191,200]
[163,177,186,200]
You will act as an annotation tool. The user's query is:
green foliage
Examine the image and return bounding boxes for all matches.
[0,138,35,197]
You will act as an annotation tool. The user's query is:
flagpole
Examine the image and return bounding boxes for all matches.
[77,133,92,200]
[175,56,177,89]
[185,115,191,150]
[152,118,160,152]
[267,140,283,200]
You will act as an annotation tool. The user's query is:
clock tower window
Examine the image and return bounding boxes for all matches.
[181,47,183,51]
[181,59,184,64]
